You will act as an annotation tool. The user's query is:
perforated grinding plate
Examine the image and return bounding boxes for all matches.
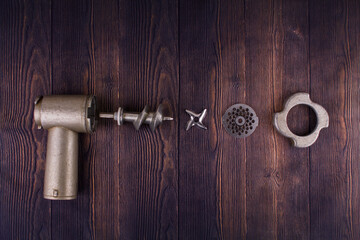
[222,104,258,138]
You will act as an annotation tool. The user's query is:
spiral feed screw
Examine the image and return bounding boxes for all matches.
[99,104,173,131]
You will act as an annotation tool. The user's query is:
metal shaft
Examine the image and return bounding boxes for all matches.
[99,113,114,119]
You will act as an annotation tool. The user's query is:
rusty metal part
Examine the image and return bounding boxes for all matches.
[185,109,207,131]
[34,95,96,200]
[99,104,173,131]
[273,92,329,148]
[222,104,258,138]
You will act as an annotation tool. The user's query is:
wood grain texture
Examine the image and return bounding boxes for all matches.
[179,0,221,238]
[179,0,246,239]
[271,0,311,239]
[116,0,178,239]
[244,0,278,238]
[51,0,95,239]
[309,0,360,239]
[1,0,360,239]
[0,0,52,239]
[92,0,121,238]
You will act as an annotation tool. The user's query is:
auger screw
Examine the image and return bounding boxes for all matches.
[99,104,173,131]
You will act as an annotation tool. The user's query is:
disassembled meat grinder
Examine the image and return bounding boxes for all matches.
[34,92,328,200]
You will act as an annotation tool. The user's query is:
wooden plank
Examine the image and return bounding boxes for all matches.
[348,2,360,238]
[272,0,311,239]
[244,0,278,238]
[0,0,52,239]
[245,0,313,238]
[51,0,95,238]
[179,1,221,238]
[91,0,121,238]
[216,1,247,239]
[116,0,178,239]
[309,0,360,239]
[179,0,247,238]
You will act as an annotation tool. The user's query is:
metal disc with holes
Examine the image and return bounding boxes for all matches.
[222,104,258,138]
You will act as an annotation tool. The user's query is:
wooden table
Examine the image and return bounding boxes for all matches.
[0,0,359,239]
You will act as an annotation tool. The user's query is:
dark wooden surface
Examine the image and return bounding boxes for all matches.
[0,0,359,239]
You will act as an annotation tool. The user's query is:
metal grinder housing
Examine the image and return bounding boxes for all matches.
[34,95,96,200]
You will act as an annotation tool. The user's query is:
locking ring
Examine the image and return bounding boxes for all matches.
[273,92,329,148]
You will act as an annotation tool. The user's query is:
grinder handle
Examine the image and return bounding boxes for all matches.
[43,127,78,200]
